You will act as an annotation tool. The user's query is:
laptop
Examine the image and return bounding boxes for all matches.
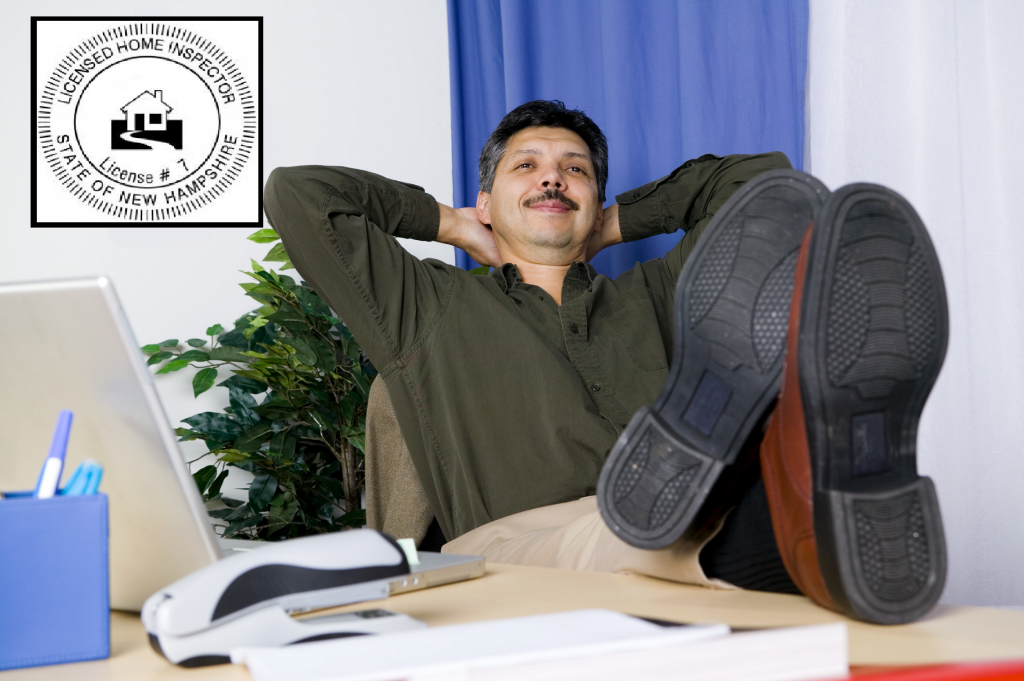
[0,277,483,611]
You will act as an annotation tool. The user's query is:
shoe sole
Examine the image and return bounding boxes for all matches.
[799,184,948,623]
[597,170,830,549]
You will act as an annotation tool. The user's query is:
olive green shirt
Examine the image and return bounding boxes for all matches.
[264,151,791,540]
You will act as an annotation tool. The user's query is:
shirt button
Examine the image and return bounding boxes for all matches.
[590,383,601,392]
[570,323,579,334]
[632,192,640,199]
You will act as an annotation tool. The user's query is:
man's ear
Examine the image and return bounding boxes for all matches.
[475,191,491,225]
[476,191,491,225]
[593,201,605,233]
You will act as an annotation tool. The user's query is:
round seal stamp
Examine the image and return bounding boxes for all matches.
[34,19,260,224]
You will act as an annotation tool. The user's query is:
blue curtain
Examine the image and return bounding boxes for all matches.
[447,0,808,277]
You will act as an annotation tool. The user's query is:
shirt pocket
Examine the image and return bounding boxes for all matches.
[599,287,670,372]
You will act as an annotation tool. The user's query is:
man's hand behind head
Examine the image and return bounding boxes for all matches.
[437,203,501,268]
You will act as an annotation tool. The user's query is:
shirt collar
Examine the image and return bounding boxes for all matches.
[561,261,598,304]
[491,262,523,293]
[490,261,597,295]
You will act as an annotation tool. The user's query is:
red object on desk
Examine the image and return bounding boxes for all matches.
[850,660,1024,680]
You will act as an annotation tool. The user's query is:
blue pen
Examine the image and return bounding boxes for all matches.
[34,410,73,499]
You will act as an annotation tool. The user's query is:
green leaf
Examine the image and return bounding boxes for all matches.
[267,492,299,537]
[350,369,371,396]
[155,359,190,374]
[254,269,279,284]
[308,339,337,372]
[251,322,278,348]
[177,350,211,363]
[207,469,229,498]
[219,374,267,394]
[469,265,491,275]
[250,259,265,273]
[247,228,280,244]
[222,514,263,538]
[228,387,260,427]
[253,402,298,421]
[182,412,244,442]
[208,346,250,363]
[248,472,278,511]
[206,324,224,336]
[186,338,207,348]
[157,339,179,347]
[268,430,298,460]
[317,501,335,522]
[337,509,366,527]
[266,304,308,331]
[193,465,218,495]
[235,422,273,453]
[193,367,218,397]
[141,344,161,354]
[175,427,202,441]
[293,288,331,317]
[246,292,277,306]
[347,433,366,454]
[218,503,252,521]
[263,242,290,263]
[217,450,250,464]
[234,369,272,383]
[217,329,249,349]
[146,351,173,366]
[282,337,317,366]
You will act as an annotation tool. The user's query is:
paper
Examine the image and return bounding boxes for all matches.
[396,538,420,566]
[233,609,728,681]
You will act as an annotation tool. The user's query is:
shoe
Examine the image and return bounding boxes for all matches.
[760,183,948,624]
[597,169,830,550]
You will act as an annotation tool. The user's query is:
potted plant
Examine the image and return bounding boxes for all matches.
[142,228,375,540]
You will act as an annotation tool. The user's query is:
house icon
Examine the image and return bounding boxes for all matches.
[121,90,173,132]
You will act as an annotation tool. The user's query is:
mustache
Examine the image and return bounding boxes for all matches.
[522,188,579,211]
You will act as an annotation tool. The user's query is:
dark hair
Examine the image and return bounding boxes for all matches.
[478,100,609,202]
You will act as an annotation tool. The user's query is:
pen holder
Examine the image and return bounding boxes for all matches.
[0,493,110,670]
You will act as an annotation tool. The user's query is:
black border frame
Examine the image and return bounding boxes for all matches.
[31,16,264,228]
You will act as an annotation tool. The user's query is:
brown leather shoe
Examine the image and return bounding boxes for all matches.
[761,183,948,624]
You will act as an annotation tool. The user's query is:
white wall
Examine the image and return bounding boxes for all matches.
[0,0,455,490]
[807,0,1024,608]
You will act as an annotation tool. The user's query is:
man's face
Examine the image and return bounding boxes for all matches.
[478,126,602,264]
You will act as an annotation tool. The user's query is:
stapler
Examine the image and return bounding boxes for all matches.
[142,529,427,667]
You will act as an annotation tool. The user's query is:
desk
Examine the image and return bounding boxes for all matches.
[5,563,1023,679]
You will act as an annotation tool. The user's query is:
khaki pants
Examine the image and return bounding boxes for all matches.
[365,378,735,590]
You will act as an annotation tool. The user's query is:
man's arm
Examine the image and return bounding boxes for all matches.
[588,152,793,278]
[264,165,451,372]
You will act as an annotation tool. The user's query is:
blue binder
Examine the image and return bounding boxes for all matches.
[0,493,110,670]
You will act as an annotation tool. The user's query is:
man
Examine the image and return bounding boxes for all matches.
[265,100,947,624]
